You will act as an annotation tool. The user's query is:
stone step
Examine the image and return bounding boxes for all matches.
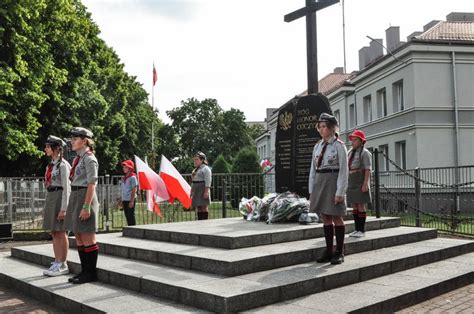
[0,252,206,313]
[70,226,438,276]
[247,253,474,313]
[10,238,474,312]
[122,216,400,249]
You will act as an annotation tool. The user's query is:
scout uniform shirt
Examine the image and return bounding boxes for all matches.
[48,158,72,211]
[121,174,138,201]
[70,148,98,186]
[348,147,372,171]
[192,164,212,187]
[308,135,349,196]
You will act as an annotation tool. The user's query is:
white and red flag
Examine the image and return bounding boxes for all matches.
[134,155,169,216]
[159,155,192,209]
[153,63,158,86]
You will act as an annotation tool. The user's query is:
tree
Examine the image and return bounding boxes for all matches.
[248,123,266,141]
[212,154,231,174]
[232,147,260,173]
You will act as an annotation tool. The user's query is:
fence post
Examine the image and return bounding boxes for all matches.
[7,179,13,222]
[104,175,110,232]
[222,179,227,218]
[414,167,421,227]
[373,148,381,218]
[29,181,35,223]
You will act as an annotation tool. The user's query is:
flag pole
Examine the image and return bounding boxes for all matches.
[152,62,155,169]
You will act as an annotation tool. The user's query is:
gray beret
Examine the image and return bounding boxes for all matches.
[317,113,338,125]
[70,127,93,139]
[45,135,65,147]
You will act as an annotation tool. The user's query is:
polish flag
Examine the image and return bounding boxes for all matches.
[153,63,158,86]
[159,155,192,209]
[135,155,169,216]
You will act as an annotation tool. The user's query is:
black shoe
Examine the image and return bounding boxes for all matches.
[316,250,332,263]
[68,273,81,283]
[331,251,344,265]
[71,272,97,284]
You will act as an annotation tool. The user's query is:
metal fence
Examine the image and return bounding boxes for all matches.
[372,149,474,236]
[0,173,276,232]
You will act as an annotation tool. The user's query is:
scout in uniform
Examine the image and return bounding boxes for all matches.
[347,130,372,238]
[191,152,212,220]
[121,159,138,226]
[308,113,348,265]
[64,127,100,284]
[43,135,71,276]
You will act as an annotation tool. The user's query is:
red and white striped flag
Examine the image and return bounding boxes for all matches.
[153,63,158,86]
[159,155,192,209]
[135,155,169,216]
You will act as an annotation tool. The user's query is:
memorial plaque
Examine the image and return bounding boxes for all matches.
[275,94,332,197]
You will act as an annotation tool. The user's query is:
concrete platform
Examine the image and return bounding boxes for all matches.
[71,226,437,276]
[122,216,400,249]
[9,237,474,312]
[248,253,474,313]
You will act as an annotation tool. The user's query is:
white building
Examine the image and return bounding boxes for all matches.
[256,12,474,172]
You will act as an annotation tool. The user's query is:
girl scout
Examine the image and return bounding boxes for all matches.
[43,135,71,277]
[64,127,100,284]
[308,113,348,265]
[121,159,138,226]
[191,152,212,220]
[347,130,372,238]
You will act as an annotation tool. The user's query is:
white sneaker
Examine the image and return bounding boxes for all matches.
[43,261,58,276]
[44,262,69,277]
[354,231,366,238]
[349,231,359,237]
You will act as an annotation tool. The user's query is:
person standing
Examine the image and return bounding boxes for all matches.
[191,152,212,220]
[309,113,348,265]
[64,127,100,284]
[42,136,71,276]
[121,159,138,226]
[347,130,372,238]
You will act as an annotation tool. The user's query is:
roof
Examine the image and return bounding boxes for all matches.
[300,72,355,97]
[414,21,474,43]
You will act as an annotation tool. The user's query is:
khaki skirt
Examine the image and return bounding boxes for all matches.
[43,189,67,232]
[309,172,346,216]
[64,187,99,233]
[191,181,210,208]
[346,171,372,205]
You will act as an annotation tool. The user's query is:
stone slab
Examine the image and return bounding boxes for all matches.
[122,216,400,249]
[72,226,436,276]
[8,238,473,312]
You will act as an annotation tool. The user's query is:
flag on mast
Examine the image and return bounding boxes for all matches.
[153,63,158,86]
[159,155,192,209]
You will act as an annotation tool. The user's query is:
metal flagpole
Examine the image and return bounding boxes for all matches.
[152,62,155,169]
[342,0,347,73]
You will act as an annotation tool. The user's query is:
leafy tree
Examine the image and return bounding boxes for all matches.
[212,154,231,174]
[247,123,266,140]
[232,146,260,173]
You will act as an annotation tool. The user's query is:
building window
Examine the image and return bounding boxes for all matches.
[349,104,355,128]
[378,144,389,171]
[395,141,407,169]
[363,95,372,123]
[377,88,387,118]
[393,80,404,112]
[334,110,341,130]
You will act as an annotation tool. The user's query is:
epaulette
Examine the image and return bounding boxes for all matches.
[336,138,345,144]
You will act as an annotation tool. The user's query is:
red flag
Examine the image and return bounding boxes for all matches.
[153,64,158,86]
[159,155,192,209]
[135,155,169,216]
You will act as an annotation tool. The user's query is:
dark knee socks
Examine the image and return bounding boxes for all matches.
[197,212,209,220]
[77,245,85,272]
[323,225,334,253]
[335,225,345,254]
[352,208,360,231]
[84,244,99,275]
[359,211,367,232]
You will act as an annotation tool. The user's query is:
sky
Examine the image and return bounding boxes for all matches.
[81,0,474,123]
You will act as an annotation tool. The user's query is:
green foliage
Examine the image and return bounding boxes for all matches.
[247,123,266,140]
[212,154,231,174]
[0,0,161,175]
[232,146,260,173]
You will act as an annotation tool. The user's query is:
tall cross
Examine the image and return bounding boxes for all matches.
[285,0,339,94]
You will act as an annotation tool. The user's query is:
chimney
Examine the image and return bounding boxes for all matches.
[369,38,384,62]
[407,31,423,42]
[423,20,441,32]
[333,67,344,74]
[385,26,400,52]
[446,12,474,22]
[358,46,370,70]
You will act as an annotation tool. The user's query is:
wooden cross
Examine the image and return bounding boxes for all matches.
[285,0,339,94]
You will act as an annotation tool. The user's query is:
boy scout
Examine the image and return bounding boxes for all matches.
[64,127,100,284]
[308,113,348,265]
